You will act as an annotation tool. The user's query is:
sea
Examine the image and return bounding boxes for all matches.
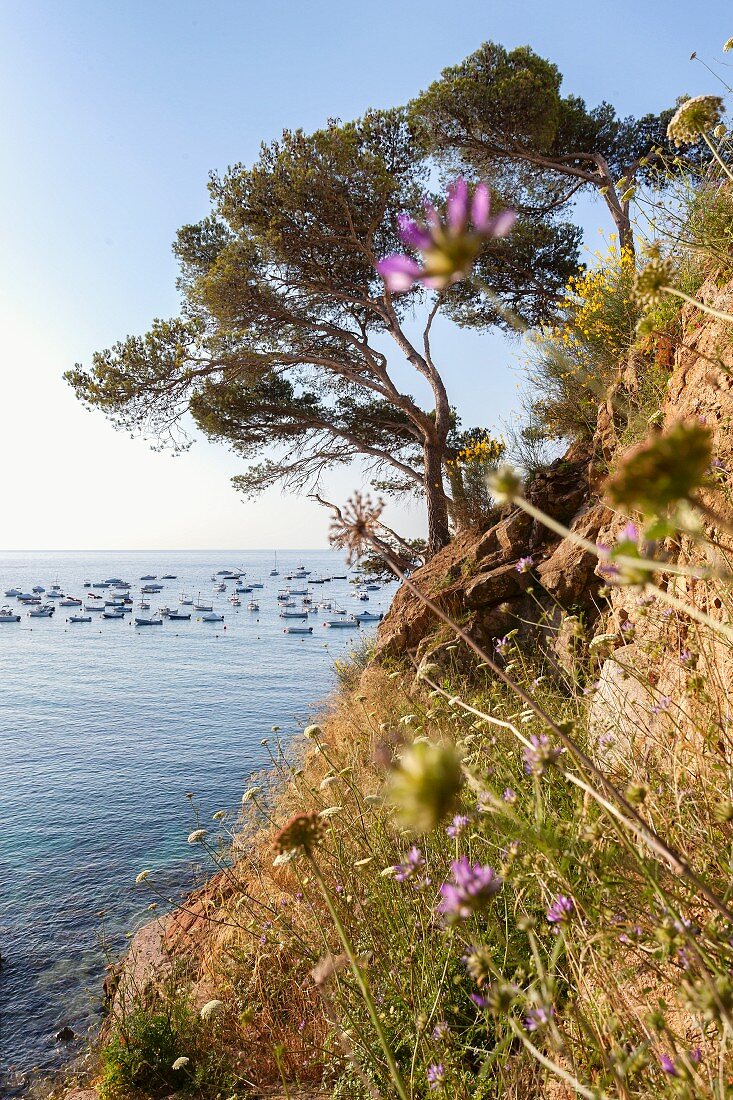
[0,550,396,1095]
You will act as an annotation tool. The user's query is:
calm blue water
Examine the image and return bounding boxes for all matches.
[0,550,394,1093]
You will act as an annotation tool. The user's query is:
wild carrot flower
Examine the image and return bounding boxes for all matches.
[523,734,564,776]
[437,857,502,923]
[172,1056,190,1070]
[187,829,207,844]
[378,178,515,293]
[427,1063,446,1090]
[547,894,574,925]
[667,95,725,145]
[200,999,224,1020]
[273,812,325,856]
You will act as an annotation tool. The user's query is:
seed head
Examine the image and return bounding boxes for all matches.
[667,95,725,145]
[387,740,463,833]
[605,421,712,514]
[273,812,326,856]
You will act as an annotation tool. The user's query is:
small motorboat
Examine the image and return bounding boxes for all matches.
[324,617,359,628]
[216,569,231,576]
[283,626,313,634]
[168,610,191,621]
[140,575,157,581]
[158,606,172,617]
[214,582,227,592]
[179,593,193,605]
[32,585,45,593]
[47,587,62,598]
[247,600,259,611]
[4,588,22,597]
[270,569,279,576]
[194,602,213,612]
[18,594,40,604]
[288,588,308,596]
[60,597,82,607]
[201,611,224,622]
[365,584,380,591]
[68,614,92,624]
[84,603,104,612]
[0,607,20,623]
[355,611,384,622]
[281,599,296,607]
[138,600,151,610]
[102,609,125,619]
[135,616,163,626]
[236,585,253,593]
[82,579,91,586]
[280,610,308,619]
[29,603,55,617]
[141,584,163,593]
[229,596,241,607]
[249,582,264,589]
[332,574,347,580]
[161,574,177,580]
[92,582,110,589]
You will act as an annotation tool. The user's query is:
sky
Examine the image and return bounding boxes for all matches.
[0,0,730,550]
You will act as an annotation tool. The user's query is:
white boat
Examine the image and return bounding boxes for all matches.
[140,574,157,581]
[60,597,82,607]
[288,588,308,596]
[0,607,20,622]
[29,604,55,617]
[138,600,151,610]
[270,553,279,576]
[141,584,163,593]
[82,579,91,586]
[179,593,193,605]
[365,584,380,591]
[84,604,104,612]
[168,610,191,621]
[92,582,110,589]
[280,610,308,619]
[214,582,227,592]
[161,574,177,580]
[135,616,162,626]
[229,596,241,607]
[283,626,313,634]
[247,600,260,611]
[194,601,213,612]
[324,617,359,628]
[102,609,125,619]
[18,594,40,603]
[4,588,22,597]
[236,585,252,593]
[249,582,264,589]
[201,611,224,622]
[158,606,172,617]
[32,585,45,593]
[355,611,383,622]
[68,615,92,624]
[47,586,63,598]
[332,574,347,580]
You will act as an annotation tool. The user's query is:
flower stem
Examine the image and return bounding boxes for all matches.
[307,853,411,1100]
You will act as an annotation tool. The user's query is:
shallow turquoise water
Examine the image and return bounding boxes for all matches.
[0,550,394,1092]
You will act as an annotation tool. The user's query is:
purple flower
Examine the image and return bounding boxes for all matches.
[525,1006,553,1032]
[651,696,672,716]
[495,635,510,655]
[431,1020,451,1042]
[502,788,517,804]
[689,1046,702,1064]
[437,857,502,923]
[620,522,640,544]
[446,814,470,838]
[427,1063,445,1090]
[377,177,516,293]
[660,1054,677,1077]
[470,992,490,1009]
[523,734,564,776]
[547,894,574,925]
[394,846,426,883]
[516,556,533,574]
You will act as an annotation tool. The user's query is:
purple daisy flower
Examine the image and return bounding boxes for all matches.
[525,1006,553,1032]
[523,734,564,776]
[515,555,533,574]
[377,178,516,294]
[446,814,470,838]
[427,1063,445,1090]
[437,857,502,923]
[660,1054,677,1077]
[394,845,425,883]
[547,894,574,925]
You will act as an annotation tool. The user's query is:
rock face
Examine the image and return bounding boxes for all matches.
[376,457,611,665]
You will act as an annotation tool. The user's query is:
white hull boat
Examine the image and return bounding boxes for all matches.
[102,610,124,619]
[283,626,313,634]
[355,611,383,622]
[168,611,191,621]
[194,603,213,612]
[4,588,22,597]
[60,598,82,607]
[135,616,162,625]
[0,609,20,622]
[247,601,259,611]
[324,617,359,628]
[280,611,308,619]
[68,615,92,623]
[29,604,55,617]
[201,612,224,622]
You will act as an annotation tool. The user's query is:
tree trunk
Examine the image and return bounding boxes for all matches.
[424,442,451,556]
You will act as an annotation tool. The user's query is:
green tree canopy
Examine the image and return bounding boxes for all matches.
[410,42,678,252]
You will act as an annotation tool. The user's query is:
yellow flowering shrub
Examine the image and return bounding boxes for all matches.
[446,433,505,526]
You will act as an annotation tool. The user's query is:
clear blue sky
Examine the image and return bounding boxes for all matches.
[1,0,730,549]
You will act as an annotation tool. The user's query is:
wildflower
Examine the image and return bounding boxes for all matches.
[393,845,426,883]
[487,464,523,504]
[464,944,493,985]
[446,814,470,838]
[634,245,676,307]
[212,809,226,820]
[725,38,733,53]
[134,869,151,884]
[426,1063,446,1091]
[525,1005,553,1032]
[273,812,325,856]
[171,1055,190,1070]
[387,740,463,833]
[303,724,323,739]
[471,981,519,1014]
[547,894,574,925]
[660,1054,678,1077]
[437,857,502,923]
[187,829,207,844]
[329,491,385,563]
[605,420,712,514]
[651,696,672,716]
[667,95,725,145]
[515,556,533,573]
[432,1020,451,1042]
[523,734,564,777]
[199,999,224,1020]
[502,788,517,804]
[378,178,515,294]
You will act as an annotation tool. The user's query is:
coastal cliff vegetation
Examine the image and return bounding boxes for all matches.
[61,36,733,1100]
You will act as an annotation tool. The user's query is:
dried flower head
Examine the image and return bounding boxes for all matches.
[187,829,207,845]
[605,420,712,514]
[273,811,325,856]
[387,740,463,833]
[135,869,151,884]
[171,1056,190,1070]
[487,464,524,504]
[378,177,515,293]
[199,999,224,1021]
[329,492,385,563]
[464,944,494,986]
[667,95,725,145]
